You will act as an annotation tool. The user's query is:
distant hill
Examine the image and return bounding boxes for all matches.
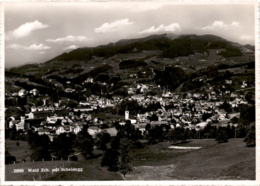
[6,34,254,95]
[43,34,241,64]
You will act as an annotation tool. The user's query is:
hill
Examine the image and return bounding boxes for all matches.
[5,34,254,98]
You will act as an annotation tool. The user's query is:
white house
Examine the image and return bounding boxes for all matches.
[25,112,34,119]
[18,89,27,97]
[15,117,25,130]
[56,126,65,135]
[30,89,39,96]
[88,127,101,136]
[195,121,208,131]
[71,125,82,134]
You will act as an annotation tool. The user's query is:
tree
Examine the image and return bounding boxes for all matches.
[202,112,212,121]
[168,127,189,143]
[219,101,232,113]
[52,133,74,160]
[148,114,158,121]
[76,125,94,159]
[239,105,255,125]
[9,125,17,140]
[236,125,247,138]
[5,151,16,164]
[244,123,255,147]
[111,135,121,150]
[101,148,120,171]
[70,155,78,161]
[96,132,111,151]
[215,127,229,143]
[148,125,164,144]
[119,140,132,177]
[27,132,52,161]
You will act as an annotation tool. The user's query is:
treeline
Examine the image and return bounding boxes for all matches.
[154,66,188,90]
[47,34,242,63]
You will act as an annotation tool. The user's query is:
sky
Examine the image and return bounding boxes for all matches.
[4,2,255,68]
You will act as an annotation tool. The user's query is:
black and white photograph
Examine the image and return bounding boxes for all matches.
[2,0,258,183]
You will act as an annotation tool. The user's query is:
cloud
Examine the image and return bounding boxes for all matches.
[63,45,78,50]
[11,20,49,38]
[202,21,240,30]
[7,43,51,51]
[46,35,90,43]
[139,23,181,34]
[95,18,134,33]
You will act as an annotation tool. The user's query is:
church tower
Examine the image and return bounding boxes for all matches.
[125,110,129,120]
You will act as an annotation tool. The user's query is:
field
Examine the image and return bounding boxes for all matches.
[126,139,255,180]
[5,138,255,180]
[5,140,32,163]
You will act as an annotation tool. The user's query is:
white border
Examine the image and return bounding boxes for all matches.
[0,0,259,185]
[0,1,5,185]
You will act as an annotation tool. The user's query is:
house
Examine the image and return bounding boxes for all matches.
[241,81,248,88]
[131,95,144,102]
[88,126,101,136]
[71,125,82,134]
[150,121,168,126]
[79,101,90,106]
[137,84,149,93]
[85,77,94,83]
[225,80,232,85]
[195,121,208,131]
[65,88,76,93]
[18,89,27,97]
[56,126,65,135]
[128,87,135,95]
[31,106,37,112]
[74,106,93,112]
[15,117,25,130]
[25,112,34,119]
[137,113,148,123]
[38,128,51,135]
[9,119,20,129]
[130,119,137,124]
[119,121,126,126]
[162,91,173,98]
[103,127,118,137]
[29,89,39,96]
[47,115,64,124]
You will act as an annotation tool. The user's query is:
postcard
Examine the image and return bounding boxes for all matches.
[1,0,259,185]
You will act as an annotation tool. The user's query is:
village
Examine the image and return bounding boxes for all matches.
[5,76,250,142]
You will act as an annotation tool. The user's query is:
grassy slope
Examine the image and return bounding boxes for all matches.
[5,140,32,163]
[6,138,255,180]
[5,139,122,181]
[171,139,255,180]
[126,139,255,180]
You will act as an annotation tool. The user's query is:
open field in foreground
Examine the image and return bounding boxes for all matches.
[5,138,255,180]
[5,140,32,163]
[126,139,255,180]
